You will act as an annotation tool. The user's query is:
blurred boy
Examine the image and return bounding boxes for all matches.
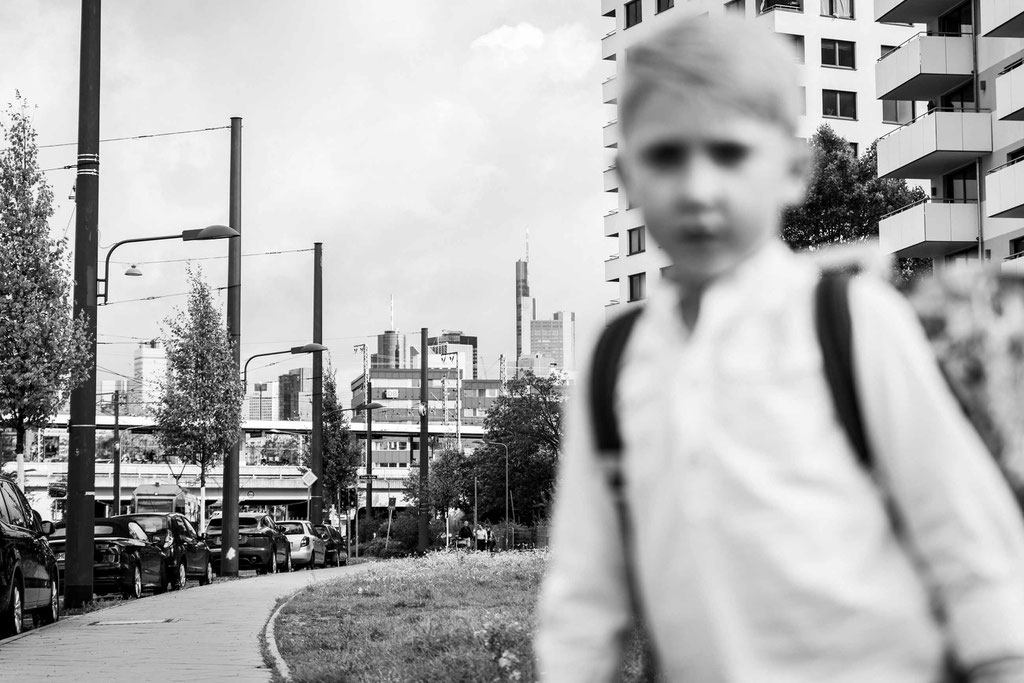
[536,14,1024,683]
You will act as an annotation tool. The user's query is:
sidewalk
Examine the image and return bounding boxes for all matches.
[0,564,371,682]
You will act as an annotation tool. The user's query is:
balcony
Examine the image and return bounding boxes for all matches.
[602,0,617,17]
[604,164,619,193]
[995,60,1024,121]
[1002,253,1024,276]
[878,198,979,257]
[604,210,619,237]
[605,254,620,283]
[981,0,1024,37]
[986,156,1024,219]
[603,75,618,105]
[875,0,965,24]
[877,109,992,179]
[604,119,619,149]
[755,2,803,34]
[602,29,616,61]
[875,33,973,101]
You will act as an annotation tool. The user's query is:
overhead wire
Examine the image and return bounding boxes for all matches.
[38,124,230,150]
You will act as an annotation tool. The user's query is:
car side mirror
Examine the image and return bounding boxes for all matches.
[40,520,55,536]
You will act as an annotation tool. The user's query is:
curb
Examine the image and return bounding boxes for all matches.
[264,596,293,682]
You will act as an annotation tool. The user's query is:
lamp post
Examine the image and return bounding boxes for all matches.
[241,343,327,386]
[97,224,238,304]
[485,440,510,549]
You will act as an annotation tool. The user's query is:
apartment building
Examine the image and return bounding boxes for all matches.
[601,0,918,313]
[873,0,1024,267]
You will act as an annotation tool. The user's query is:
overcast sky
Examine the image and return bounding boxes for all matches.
[1,1,613,403]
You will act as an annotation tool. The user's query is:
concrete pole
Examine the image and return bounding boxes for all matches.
[65,0,101,609]
[222,116,242,577]
[113,390,120,514]
[310,242,323,524]
[417,327,429,553]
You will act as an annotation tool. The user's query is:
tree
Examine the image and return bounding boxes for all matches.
[402,446,468,538]
[469,370,566,525]
[782,124,929,284]
[154,268,243,526]
[0,94,91,475]
[303,363,361,519]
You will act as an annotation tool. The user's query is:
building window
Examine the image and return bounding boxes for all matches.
[726,0,745,14]
[820,0,853,18]
[628,273,647,302]
[1010,236,1024,257]
[822,89,856,119]
[882,99,915,124]
[656,0,674,11]
[848,142,858,157]
[799,86,806,114]
[943,164,978,202]
[625,0,642,27]
[760,0,802,11]
[938,2,972,36]
[941,82,975,111]
[785,34,805,62]
[821,38,855,68]
[628,227,646,255]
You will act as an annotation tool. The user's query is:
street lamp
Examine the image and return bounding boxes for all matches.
[485,440,510,549]
[97,224,238,304]
[241,343,327,386]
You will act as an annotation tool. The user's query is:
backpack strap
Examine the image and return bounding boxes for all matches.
[815,271,873,470]
[589,307,643,456]
[587,307,657,679]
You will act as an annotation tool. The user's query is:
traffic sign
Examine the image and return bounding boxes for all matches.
[358,474,380,480]
[301,471,318,487]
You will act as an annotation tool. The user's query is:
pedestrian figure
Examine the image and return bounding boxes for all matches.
[475,523,488,552]
[536,13,1024,683]
[457,520,472,551]
[486,525,495,553]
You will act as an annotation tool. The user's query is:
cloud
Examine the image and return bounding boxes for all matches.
[471,22,545,64]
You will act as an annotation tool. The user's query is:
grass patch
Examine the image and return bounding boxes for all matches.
[274,550,545,682]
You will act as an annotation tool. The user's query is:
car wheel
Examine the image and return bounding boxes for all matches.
[33,574,59,627]
[199,559,213,586]
[174,562,187,590]
[122,564,142,599]
[1,575,24,637]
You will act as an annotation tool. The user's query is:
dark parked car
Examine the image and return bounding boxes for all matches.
[115,513,213,587]
[49,518,169,599]
[204,513,291,575]
[0,478,59,636]
[313,524,348,567]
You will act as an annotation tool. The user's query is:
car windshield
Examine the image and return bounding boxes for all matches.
[278,522,305,535]
[206,517,259,530]
[122,515,169,534]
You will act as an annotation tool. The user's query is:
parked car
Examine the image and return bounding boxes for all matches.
[0,478,59,636]
[204,513,291,574]
[277,520,326,569]
[313,524,348,567]
[49,517,169,599]
[115,513,213,587]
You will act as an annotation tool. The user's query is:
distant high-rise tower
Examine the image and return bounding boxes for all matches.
[130,340,166,416]
[515,259,535,362]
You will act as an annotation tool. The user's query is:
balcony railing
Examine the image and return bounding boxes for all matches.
[985,154,1024,219]
[996,58,1024,121]
[757,0,802,14]
[876,108,992,178]
[875,32,973,101]
[981,0,1024,37]
[878,197,979,257]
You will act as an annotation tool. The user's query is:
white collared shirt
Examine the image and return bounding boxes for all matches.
[537,240,1024,682]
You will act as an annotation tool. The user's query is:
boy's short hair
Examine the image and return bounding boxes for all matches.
[620,14,801,136]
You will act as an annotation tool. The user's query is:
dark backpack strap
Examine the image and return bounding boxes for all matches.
[815,271,873,470]
[589,307,643,455]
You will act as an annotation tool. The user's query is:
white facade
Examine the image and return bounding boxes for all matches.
[601,0,918,315]
[873,0,1024,266]
[130,341,166,416]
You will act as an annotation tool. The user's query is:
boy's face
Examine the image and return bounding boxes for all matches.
[619,89,807,290]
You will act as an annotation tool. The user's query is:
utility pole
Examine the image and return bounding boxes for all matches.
[65,0,101,609]
[113,390,120,515]
[417,327,429,553]
[365,378,374,531]
[222,116,242,577]
[310,242,324,524]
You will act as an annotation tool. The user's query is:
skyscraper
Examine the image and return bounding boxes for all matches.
[530,311,576,372]
[129,340,166,416]
[515,259,535,361]
[427,330,479,379]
